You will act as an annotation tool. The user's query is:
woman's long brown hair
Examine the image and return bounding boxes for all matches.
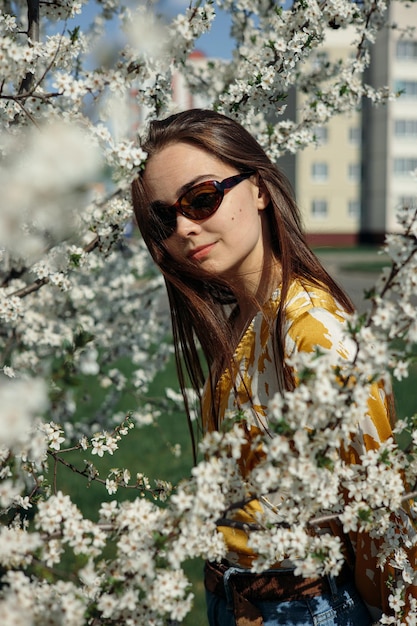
[131,109,354,461]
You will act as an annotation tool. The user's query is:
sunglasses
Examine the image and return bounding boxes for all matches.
[150,170,255,240]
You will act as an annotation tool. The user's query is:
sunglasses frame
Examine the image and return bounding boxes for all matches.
[151,170,255,239]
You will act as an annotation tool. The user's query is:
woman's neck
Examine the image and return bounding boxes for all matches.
[233,259,282,333]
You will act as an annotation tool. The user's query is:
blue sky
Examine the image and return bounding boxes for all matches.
[68,1,234,60]
[158,0,234,59]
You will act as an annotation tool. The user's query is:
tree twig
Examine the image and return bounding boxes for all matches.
[18,0,40,95]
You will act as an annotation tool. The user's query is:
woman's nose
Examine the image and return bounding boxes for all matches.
[175,213,203,237]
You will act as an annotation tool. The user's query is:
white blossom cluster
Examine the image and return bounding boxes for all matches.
[0,0,417,624]
[182,0,404,160]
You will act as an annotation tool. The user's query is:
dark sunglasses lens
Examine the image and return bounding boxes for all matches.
[181,183,222,218]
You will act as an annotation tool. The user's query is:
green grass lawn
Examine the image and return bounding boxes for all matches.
[339,260,389,273]
[314,246,383,253]
[314,245,390,274]
[49,354,208,625]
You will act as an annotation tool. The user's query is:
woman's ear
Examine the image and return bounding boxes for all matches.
[256,178,270,211]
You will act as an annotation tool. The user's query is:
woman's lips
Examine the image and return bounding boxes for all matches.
[187,243,216,261]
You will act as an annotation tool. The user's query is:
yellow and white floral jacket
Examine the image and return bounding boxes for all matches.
[202,278,417,620]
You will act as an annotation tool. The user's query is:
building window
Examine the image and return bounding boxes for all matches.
[348,200,361,218]
[348,127,361,145]
[393,158,417,175]
[348,163,360,182]
[313,126,328,145]
[396,40,417,59]
[311,162,328,181]
[394,119,417,138]
[395,80,417,98]
[311,200,328,218]
[398,196,417,209]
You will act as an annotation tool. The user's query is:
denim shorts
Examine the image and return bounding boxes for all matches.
[206,565,373,626]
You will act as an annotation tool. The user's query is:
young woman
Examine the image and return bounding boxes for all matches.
[131,109,412,626]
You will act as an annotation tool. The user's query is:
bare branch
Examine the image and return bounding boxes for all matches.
[18,0,40,95]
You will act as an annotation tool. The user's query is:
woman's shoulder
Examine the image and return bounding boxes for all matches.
[284,277,354,358]
[285,277,349,321]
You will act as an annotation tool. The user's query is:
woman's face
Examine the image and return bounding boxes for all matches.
[143,142,271,292]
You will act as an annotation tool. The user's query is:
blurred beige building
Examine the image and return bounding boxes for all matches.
[293,27,362,246]
[291,5,417,245]
[361,2,417,241]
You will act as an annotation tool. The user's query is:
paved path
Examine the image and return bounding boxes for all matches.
[316,249,386,313]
